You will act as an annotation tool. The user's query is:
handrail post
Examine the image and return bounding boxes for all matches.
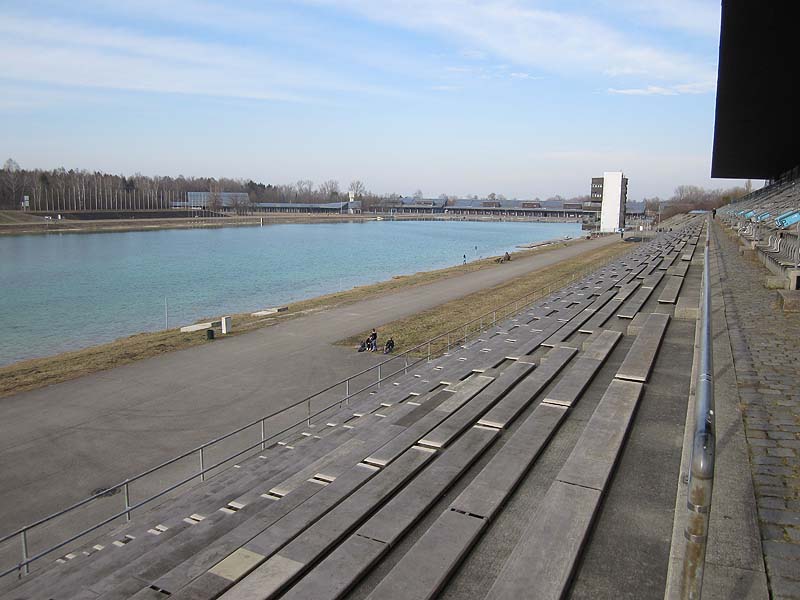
[306,399,311,426]
[681,217,716,599]
[427,341,431,361]
[199,448,205,482]
[378,364,382,388]
[464,324,467,344]
[404,354,408,374]
[123,482,131,522]
[21,530,29,575]
[346,379,350,404]
[261,419,266,450]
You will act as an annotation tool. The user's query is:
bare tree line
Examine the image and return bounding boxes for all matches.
[0,158,753,216]
[644,182,751,221]
[0,159,384,212]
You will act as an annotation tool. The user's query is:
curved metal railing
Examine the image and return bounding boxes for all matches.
[680,215,716,599]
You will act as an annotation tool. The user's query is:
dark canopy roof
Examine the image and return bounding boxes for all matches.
[711,1,799,180]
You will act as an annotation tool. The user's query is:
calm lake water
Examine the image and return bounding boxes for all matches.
[0,220,582,366]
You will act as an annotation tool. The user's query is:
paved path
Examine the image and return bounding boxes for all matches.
[0,235,620,543]
[714,223,800,599]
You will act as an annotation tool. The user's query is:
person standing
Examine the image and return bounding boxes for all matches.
[369,328,378,352]
[463,254,467,264]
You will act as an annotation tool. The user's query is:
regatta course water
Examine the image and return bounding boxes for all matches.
[0,220,582,366]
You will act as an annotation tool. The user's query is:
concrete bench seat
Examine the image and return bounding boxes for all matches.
[364,375,493,467]
[615,312,670,382]
[542,330,621,407]
[478,347,575,429]
[418,360,535,449]
[667,260,690,277]
[578,298,623,333]
[365,401,569,600]
[218,446,436,600]
[658,275,684,304]
[616,284,657,319]
[149,462,384,598]
[485,379,643,600]
[280,425,499,600]
[641,271,665,290]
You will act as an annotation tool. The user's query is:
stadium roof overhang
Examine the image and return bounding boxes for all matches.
[711,1,799,180]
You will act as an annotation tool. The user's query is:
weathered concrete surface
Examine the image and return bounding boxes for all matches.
[710,223,799,599]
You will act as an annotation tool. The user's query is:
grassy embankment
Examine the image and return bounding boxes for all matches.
[0,237,630,399]
[337,240,630,354]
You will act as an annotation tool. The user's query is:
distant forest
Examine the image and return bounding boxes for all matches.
[0,158,751,215]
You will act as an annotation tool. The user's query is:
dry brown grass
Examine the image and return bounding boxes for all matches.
[337,241,631,356]
[0,237,598,398]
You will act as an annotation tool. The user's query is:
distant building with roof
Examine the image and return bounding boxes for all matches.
[171,192,360,214]
[393,197,584,221]
[252,201,361,214]
[172,191,251,209]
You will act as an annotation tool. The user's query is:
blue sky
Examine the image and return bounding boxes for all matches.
[0,0,744,200]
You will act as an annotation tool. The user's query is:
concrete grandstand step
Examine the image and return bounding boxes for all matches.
[484,481,600,600]
[542,330,621,407]
[658,276,685,304]
[667,261,690,277]
[364,401,569,600]
[555,379,644,490]
[485,379,643,600]
[617,284,657,319]
[613,280,641,301]
[366,507,486,600]
[641,271,665,290]
[478,347,575,429]
[364,375,493,467]
[418,360,535,448]
[455,403,568,520]
[578,298,623,334]
[219,446,436,599]
[615,313,670,383]
[280,425,499,599]
[154,462,382,599]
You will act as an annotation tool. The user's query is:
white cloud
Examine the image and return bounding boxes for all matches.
[608,80,715,96]
[304,0,717,88]
[510,72,541,80]
[0,13,400,103]
[605,0,720,38]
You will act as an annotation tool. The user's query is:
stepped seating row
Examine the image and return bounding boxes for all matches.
[718,180,800,288]
[1,220,704,600]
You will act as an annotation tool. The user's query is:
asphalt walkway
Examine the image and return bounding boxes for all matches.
[0,234,620,547]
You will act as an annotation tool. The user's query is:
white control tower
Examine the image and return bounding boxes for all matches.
[598,171,628,233]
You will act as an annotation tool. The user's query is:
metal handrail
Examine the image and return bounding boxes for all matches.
[680,215,716,598]
[0,249,619,578]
